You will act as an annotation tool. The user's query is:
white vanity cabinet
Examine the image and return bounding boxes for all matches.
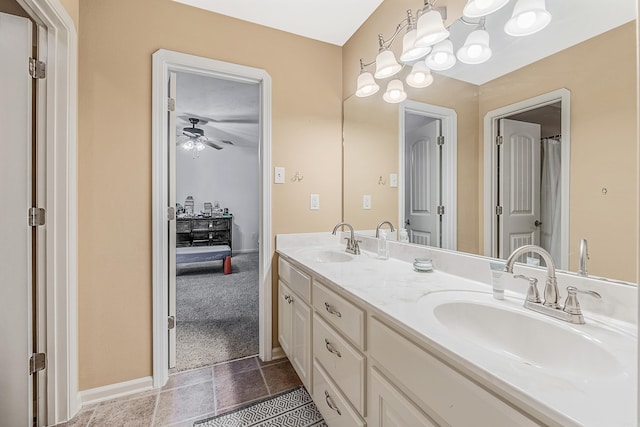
[277,254,544,427]
[277,258,312,390]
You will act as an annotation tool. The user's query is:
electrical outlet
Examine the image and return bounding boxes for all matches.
[389,173,398,188]
[310,194,320,210]
[274,167,285,184]
[363,195,372,210]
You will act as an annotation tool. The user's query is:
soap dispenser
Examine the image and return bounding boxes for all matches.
[398,228,409,243]
[377,230,389,260]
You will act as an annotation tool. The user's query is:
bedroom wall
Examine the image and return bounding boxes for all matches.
[78,0,342,390]
[176,143,260,253]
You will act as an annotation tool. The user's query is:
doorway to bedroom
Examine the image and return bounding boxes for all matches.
[171,70,261,372]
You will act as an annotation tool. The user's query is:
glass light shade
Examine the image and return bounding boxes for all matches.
[382,79,407,104]
[457,29,492,64]
[425,40,457,71]
[463,0,510,18]
[504,0,551,36]
[400,29,432,63]
[374,49,402,79]
[415,10,450,48]
[355,71,380,97]
[195,141,206,151]
[183,140,194,150]
[406,62,434,88]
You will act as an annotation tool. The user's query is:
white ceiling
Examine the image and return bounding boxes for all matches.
[172,0,384,46]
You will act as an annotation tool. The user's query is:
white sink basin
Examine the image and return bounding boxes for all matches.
[300,249,353,263]
[420,291,630,378]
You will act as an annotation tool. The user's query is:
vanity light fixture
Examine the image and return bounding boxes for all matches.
[383,79,408,103]
[456,22,492,64]
[425,40,457,70]
[406,62,434,88]
[355,0,550,103]
[356,60,380,97]
[462,0,510,18]
[504,0,551,36]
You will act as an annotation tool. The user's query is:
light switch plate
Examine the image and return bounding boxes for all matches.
[389,173,398,188]
[363,195,372,210]
[274,167,285,184]
[310,194,320,210]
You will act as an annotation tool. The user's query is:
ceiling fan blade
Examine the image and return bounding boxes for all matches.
[203,140,223,150]
[182,130,198,138]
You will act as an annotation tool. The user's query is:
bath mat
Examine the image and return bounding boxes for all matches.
[193,386,326,427]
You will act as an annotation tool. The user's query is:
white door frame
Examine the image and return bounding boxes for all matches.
[151,49,273,388]
[15,0,78,424]
[483,88,570,269]
[399,100,457,251]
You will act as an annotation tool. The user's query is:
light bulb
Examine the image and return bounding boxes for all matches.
[183,140,194,150]
[413,72,426,83]
[389,89,401,100]
[434,52,448,64]
[467,44,483,59]
[516,11,537,29]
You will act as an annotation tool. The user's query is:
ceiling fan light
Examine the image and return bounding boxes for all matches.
[183,140,194,150]
[457,29,492,64]
[425,40,457,71]
[504,0,551,37]
[406,62,434,88]
[415,9,450,48]
[463,0,510,18]
[374,49,402,79]
[195,141,206,151]
[400,29,432,63]
[356,71,380,97]
[382,79,407,104]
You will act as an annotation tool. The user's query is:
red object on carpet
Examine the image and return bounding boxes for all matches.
[223,256,232,275]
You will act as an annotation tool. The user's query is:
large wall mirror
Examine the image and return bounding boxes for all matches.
[343,1,637,283]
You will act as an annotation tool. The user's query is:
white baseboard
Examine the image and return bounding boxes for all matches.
[79,376,154,407]
[271,346,286,360]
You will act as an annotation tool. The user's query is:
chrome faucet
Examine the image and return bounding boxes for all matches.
[578,238,589,276]
[505,244,601,324]
[375,221,395,238]
[504,245,560,308]
[331,222,361,255]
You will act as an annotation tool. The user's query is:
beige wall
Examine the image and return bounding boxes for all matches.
[58,0,79,29]
[78,0,342,390]
[479,22,638,281]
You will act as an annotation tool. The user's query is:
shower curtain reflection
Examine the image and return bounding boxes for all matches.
[540,137,562,265]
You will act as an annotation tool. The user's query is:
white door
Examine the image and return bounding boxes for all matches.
[405,120,441,246]
[0,11,34,426]
[168,72,177,368]
[498,119,542,259]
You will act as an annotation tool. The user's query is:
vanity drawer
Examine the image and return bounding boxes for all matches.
[312,280,365,349]
[313,314,365,414]
[313,361,365,427]
[368,317,539,426]
[278,257,311,303]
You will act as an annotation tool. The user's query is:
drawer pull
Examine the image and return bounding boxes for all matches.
[324,390,342,416]
[324,338,342,358]
[324,302,342,318]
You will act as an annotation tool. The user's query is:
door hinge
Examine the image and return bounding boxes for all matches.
[29,58,46,79]
[167,206,175,221]
[437,205,445,215]
[496,135,503,146]
[29,353,46,375]
[167,98,176,112]
[436,135,445,146]
[496,205,503,215]
[168,316,175,330]
[28,207,46,227]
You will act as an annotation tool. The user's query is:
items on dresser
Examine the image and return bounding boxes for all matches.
[176,216,232,251]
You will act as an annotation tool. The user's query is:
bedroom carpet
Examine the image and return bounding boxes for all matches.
[176,252,259,371]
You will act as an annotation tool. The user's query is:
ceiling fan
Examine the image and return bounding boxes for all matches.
[177,118,234,154]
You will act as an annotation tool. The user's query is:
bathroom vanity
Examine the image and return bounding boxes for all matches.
[276,232,637,427]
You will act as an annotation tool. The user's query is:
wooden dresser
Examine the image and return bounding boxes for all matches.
[176,215,232,252]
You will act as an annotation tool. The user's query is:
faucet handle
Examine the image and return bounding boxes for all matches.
[563,286,601,315]
[514,274,541,303]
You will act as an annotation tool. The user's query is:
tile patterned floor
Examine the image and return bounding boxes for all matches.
[57,356,302,427]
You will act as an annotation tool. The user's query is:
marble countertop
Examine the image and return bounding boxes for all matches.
[276,233,637,427]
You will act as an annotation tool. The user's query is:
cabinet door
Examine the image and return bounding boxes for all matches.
[291,295,311,389]
[278,281,293,357]
[369,367,437,427]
